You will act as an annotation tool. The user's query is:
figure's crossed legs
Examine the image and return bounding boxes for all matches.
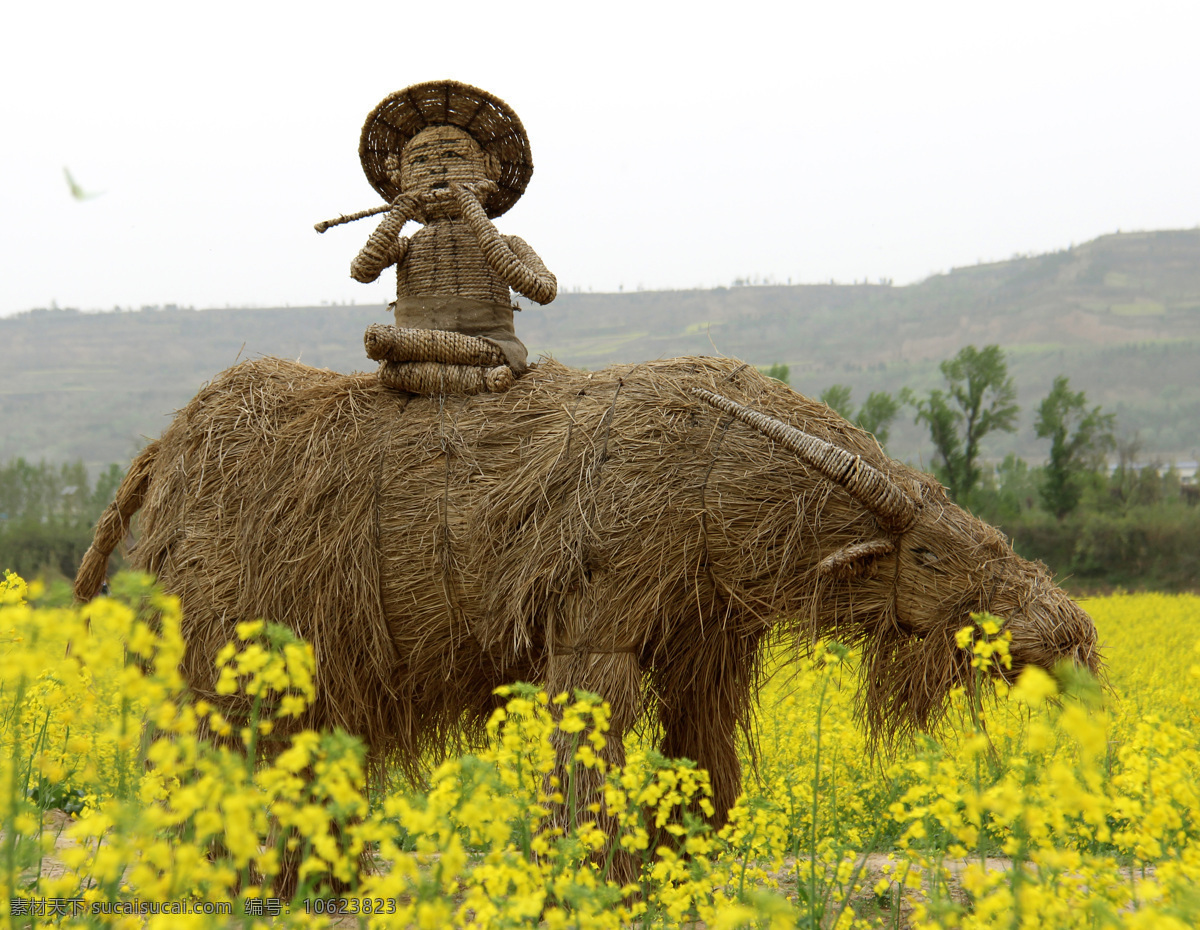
[365,323,514,395]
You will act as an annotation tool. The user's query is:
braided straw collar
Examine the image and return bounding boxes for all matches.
[359,80,533,219]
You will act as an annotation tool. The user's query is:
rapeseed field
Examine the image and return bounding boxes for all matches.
[2,570,1198,928]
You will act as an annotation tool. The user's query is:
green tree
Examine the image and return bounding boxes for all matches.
[760,363,790,385]
[91,463,124,517]
[1132,464,1164,507]
[1162,464,1183,503]
[856,391,901,446]
[0,458,128,579]
[908,345,1019,503]
[819,384,853,419]
[1035,376,1116,519]
[819,385,901,446]
[974,453,1038,524]
[1107,434,1143,509]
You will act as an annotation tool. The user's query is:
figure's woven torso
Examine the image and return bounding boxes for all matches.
[398,222,510,306]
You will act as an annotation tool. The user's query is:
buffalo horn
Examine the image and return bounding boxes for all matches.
[692,387,917,532]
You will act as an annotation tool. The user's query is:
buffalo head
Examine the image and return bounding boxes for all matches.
[693,387,1101,745]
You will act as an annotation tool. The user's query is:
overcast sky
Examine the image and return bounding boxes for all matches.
[3,0,1198,317]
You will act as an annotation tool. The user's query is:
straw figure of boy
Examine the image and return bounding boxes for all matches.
[317,80,556,395]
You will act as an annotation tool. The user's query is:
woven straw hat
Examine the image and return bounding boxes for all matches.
[359,80,533,219]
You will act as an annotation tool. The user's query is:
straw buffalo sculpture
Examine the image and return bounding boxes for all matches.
[76,356,1101,841]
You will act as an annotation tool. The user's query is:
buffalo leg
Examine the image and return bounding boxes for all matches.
[656,629,761,830]
[544,590,643,885]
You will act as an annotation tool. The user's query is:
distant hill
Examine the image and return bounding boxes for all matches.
[5,229,1199,470]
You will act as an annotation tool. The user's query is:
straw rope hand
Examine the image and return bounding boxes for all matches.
[350,194,421,283]
[453,182,557,304]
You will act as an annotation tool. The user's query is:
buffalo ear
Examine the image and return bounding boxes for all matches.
[818,540,895,580]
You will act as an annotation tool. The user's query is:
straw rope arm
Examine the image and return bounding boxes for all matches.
[505,236,556,302]
[350,197,419,283]
[453,185,557,304]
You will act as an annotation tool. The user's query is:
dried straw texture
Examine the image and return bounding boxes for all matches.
[692,388,916,531]
[78,355,1099,823]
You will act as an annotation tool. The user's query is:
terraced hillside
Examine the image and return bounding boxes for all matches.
[4,229,1198,469]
